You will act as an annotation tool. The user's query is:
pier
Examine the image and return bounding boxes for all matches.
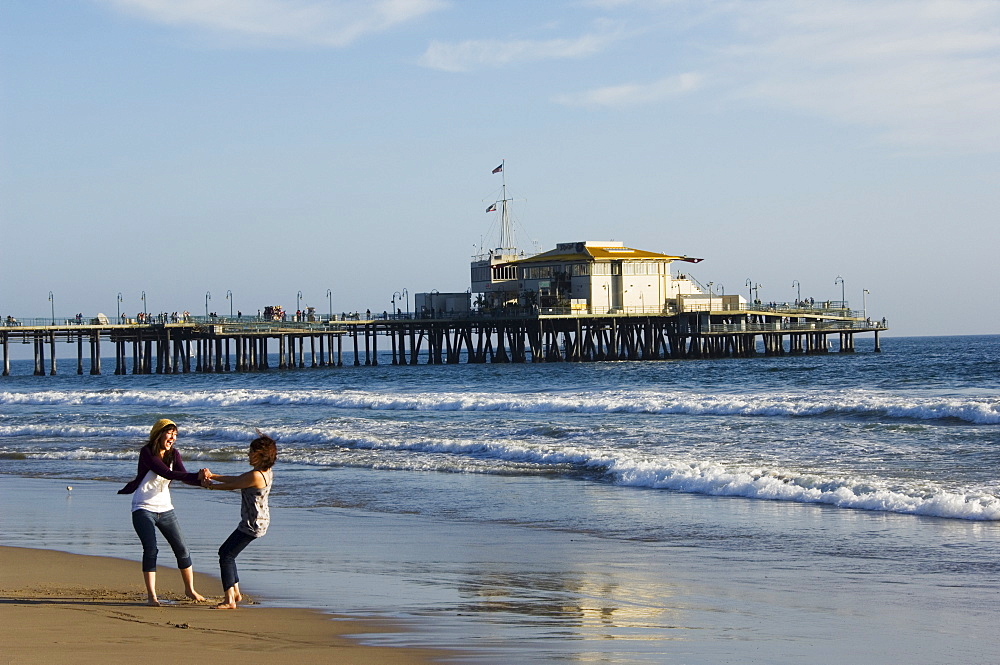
[1,305,885,376]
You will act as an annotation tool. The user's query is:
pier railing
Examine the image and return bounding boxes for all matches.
[708,320,886,333]
[2,303,875,328]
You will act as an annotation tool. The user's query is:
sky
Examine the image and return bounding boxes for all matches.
[2,0,999,336]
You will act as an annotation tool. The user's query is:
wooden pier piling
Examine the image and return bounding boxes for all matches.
[1,309,887,377]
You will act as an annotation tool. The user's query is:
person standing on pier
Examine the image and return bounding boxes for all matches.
[118,419,209,606]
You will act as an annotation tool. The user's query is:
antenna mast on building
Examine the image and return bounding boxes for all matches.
[470,161,525,307]
[490,160,517,254]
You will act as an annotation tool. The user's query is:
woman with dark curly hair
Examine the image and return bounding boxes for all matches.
[118,418,209,606]
[202,432,277,609]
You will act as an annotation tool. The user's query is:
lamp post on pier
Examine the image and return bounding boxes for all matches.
[48,291,54,325]
[835,276,845,310]
[392,291,401,318]
[402,288,409,317]
[226,290,233,319]
[327,289,333,321]
[863,289,870,320]
[792,280,801,305]
[117,292,123,322]
[745,278,753,305]
[141,291,147,320]
[205,291,211,319]
[296,291,303,320]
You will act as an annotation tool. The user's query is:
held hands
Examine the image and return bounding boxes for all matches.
[199,468,214,488]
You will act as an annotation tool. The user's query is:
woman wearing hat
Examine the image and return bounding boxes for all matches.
[118,418,209,606]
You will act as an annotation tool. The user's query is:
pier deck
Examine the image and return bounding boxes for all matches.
[1,308,886,376]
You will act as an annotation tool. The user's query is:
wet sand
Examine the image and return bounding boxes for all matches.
[0,545,448,665]
[3,475,1000,664]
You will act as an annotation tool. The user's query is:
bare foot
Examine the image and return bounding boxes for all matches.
[186,590,207,602]
[146,597,162,607]
[211,601,238,609]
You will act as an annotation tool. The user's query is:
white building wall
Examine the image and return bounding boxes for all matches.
[589,275,615,313]
[620,278,662,312]
[582,266,705,313]
[512,255,714,314]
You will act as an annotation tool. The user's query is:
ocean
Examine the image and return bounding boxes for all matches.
[2,334,999,663]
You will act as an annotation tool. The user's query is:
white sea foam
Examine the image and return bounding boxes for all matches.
[0,423,261,443]
[233,424,1000,521]
[4,418,999,521]
[328,434,1000,521]
[1,388,997,424]
[609,458,1000,520]
[311,434,1000,521]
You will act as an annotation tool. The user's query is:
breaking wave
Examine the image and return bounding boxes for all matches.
[1,387,997,424]
[3,420,998,521]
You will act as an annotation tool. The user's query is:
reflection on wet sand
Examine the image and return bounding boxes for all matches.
[453,568,690,639]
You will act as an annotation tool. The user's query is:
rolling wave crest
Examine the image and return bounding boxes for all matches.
[1,388,998,424]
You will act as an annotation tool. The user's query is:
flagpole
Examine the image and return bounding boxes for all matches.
[500,160,508,250]
[493,160,513,252]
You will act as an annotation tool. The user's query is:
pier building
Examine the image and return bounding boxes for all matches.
[1,178,885,376]
[472,240,723,314]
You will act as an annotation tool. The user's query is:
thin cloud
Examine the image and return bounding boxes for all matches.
[553,72,703,108]
[419,28,622,72]
[722,0,1000,152]
[98,0,448,47]
[557,0,1000,151]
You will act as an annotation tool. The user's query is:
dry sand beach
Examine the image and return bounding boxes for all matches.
[0,545,446,665]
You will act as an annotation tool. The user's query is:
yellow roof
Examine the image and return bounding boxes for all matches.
[514,243,702,264]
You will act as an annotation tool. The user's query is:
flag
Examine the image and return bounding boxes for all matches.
[492,163,503,174]
[486,203,497,212]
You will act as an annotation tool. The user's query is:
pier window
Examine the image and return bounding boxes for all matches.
[523,266,554,280]
[492,264,517,280]
[623,262,661,275]
[622,261,666,275]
